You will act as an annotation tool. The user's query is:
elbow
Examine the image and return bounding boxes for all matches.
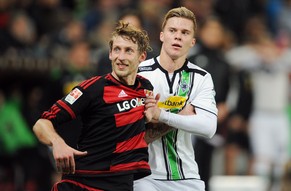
[32,121,38,135]
[33,119,43,136]
[204,118,217,139]
[191,120,217,139]
[32,119,52,146]
[33,120,42,142]
[207,122,217,139]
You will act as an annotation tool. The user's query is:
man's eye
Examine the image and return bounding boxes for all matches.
[113,47,120,52]
[126,49,134,53]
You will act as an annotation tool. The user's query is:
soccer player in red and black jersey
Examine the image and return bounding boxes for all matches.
[33,21,155,191]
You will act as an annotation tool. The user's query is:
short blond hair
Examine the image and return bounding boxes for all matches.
[161,7,197,37]
[109,21,152,53]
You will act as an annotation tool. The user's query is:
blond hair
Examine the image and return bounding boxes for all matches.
[109,21,152,53]
[161,7,197,37]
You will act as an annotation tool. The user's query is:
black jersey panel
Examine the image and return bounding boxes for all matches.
[111,148,149,166]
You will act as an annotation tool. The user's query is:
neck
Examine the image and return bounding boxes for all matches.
[111,72,136,86]
[159,52,186,73]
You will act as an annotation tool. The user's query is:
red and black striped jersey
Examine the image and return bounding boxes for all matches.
[41,73,153,180]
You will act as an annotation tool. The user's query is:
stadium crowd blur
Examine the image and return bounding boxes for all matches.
[0,0,291,191]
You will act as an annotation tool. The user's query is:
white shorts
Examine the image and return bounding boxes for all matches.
[249,111,289,176]
[134,176,205,191]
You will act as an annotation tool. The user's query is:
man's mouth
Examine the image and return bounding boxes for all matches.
[172,43,182,48]
[117,63,128,69]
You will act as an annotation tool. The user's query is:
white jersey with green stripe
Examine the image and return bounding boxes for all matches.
[138,56,218,180]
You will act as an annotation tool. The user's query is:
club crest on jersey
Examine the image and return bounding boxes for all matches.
[180,82,189,93]
[144,89,153,97]
[65,88,83,105]
[117,98,145,112]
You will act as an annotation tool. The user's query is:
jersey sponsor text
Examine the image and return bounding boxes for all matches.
[117,98,145,112]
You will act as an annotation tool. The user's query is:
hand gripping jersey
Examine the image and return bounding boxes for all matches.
[138,56,217,180]
[41,73,153,180]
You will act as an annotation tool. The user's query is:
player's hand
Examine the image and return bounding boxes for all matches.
[52,139,87,174]
[144,93,161,122]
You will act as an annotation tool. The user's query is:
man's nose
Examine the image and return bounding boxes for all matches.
[175,32,182,40]
[117,51,126,60]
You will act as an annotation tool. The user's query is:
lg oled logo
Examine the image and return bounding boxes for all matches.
[117,98,145,112]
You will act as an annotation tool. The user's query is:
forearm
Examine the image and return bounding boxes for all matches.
[159,108,217,139]
[33,119,64,146]
[144,123,173,144]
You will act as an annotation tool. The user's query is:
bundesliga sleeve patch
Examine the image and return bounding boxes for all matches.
[65,88,83,105]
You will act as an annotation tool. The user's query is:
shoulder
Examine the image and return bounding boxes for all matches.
[138,57,158,73]
[136,75,154,90]
[139,57,155,67]
[185,60,209,77]
[62,76,104,105]
[78,75,104,90]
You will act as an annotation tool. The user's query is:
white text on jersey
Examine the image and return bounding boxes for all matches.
[117,98,145,112]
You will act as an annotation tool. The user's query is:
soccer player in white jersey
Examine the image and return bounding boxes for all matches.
[134,7,218,191]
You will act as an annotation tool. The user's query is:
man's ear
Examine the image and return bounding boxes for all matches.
[160,32,164,43]
[191,38,196,47]
[109,50,112,61]
[139,51,147,62]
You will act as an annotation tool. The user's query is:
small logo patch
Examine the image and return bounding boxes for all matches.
[65,88,83,104]
[144,89,153,97]
[138,66,152,72]
[118,90,128,97]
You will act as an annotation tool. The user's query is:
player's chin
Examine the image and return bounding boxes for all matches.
[117,71,129,78]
